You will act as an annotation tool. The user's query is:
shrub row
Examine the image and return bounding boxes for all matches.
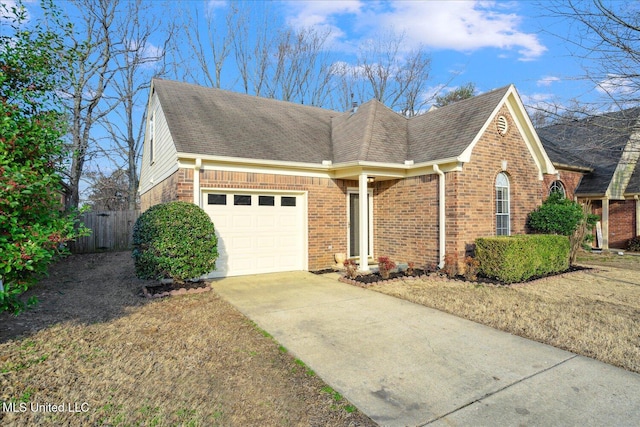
[475,235,569,284]
[132,201,218,282]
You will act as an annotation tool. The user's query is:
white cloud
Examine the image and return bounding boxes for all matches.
[284,1,362,46]
[596,74,637,97]
[285,1,546,61]
[537,76,560,87]
[285,1,362,28]
[206,0,227,14]
[375,1,546,61]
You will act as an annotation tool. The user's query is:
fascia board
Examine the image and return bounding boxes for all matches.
[178,153,463,180]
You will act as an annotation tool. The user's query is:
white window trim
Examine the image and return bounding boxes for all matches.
[549,180,566,198]
[496,172,510,236]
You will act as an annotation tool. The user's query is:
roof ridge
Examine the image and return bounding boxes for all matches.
[360,100,379,160]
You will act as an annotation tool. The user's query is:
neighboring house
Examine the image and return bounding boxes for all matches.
[138,79,557,277]
[538,108,640,249]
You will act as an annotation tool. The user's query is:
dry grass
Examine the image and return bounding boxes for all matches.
[371,253,640,374]
[0,253,375,426]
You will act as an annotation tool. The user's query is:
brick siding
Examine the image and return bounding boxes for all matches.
[543,170,583,201]
[447,107,544,259]
[373,175,439,266]
[609,199,636,248]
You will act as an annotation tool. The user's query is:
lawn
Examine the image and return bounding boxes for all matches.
[370,251,640,374]
[0,252,375,426]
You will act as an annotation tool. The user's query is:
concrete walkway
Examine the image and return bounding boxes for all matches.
[211,272,640,427]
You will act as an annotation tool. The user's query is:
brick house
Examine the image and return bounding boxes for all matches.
[538,108,640,249]
[138,79,557,277]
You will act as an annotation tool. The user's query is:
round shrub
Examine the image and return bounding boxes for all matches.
[528,192,585,236]
[132,201,218,282]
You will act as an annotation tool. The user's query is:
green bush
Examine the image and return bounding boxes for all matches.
[132,202,218,282]
[475,235,569,284]
[528,192,585,236]
[0,4,88,314]
[627,236,640,252]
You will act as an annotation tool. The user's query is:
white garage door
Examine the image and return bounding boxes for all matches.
[202,191,306,277]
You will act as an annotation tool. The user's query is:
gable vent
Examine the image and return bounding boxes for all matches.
[496,115,509,136]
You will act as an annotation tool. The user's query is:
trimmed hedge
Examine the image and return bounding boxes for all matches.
[475,235,569,284]
[132,201,218,282]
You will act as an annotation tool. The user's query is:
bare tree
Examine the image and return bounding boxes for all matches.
[171,2,334,106]
[57,0,120,210]
[334,32,432,116]
[98,0,171,210]
[177,3,235,89]
[269,27,333,105]
[86,169,132,211]
[543,0,639,108]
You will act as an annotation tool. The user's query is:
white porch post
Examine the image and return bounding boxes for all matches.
[635,196,640,237]
[602,197,609,250]
[358,173,370,272]
[193,158,202,206]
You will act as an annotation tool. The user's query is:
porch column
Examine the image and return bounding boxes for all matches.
[358,173,369,272]
[635,196,640,237]
[193,158,202,206]
[602,197,609,250]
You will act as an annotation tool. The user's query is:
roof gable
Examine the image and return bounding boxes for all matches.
[537,107,640,197]
[407,86,511,162]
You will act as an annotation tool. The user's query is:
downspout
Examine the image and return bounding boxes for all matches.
[194,158,202,207]
[433,165,446,269]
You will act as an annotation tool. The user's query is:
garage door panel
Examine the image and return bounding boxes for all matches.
[204,191,305,277]
[257,216,276,227]
[232,215,254,228]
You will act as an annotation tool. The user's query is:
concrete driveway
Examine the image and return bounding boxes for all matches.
[211,271,640,427]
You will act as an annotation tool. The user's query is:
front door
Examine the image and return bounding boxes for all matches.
[348,191,373,258]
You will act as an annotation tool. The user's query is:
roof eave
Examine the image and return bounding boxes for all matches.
[553,162,594,173]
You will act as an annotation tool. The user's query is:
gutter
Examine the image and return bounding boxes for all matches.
[433,164,446,269]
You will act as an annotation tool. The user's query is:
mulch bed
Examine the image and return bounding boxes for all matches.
[340,265,591,287]
[142,280,212,298]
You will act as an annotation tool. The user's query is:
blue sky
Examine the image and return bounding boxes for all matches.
[193,0,604,111]
[13,0,612,112]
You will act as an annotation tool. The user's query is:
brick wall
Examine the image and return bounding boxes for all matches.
[609,199,636,248]
[373,175,439,266]
[198,169,348,270]
[140,169,193,211]
[140,171,178,211]
[542,170,583,201]
[448,107,544,258]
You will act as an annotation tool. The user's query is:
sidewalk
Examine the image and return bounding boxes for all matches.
[211,271,640,426]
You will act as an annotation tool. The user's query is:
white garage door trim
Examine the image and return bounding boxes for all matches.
[201,189,308,277]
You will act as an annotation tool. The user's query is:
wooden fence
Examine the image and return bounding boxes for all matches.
[71,210,140,253]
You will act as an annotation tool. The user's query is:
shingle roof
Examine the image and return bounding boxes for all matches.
[537,108,640,195]
[152,79,512,166]
[331,100,408,163]
[153,79,336,163]
[408,86,510,162]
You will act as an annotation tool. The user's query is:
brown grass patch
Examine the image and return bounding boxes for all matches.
[0,253,375,426]
[371,254,640,374]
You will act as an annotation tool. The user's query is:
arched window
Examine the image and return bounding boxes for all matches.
[496,172,510,236]
[549,180,566,198]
